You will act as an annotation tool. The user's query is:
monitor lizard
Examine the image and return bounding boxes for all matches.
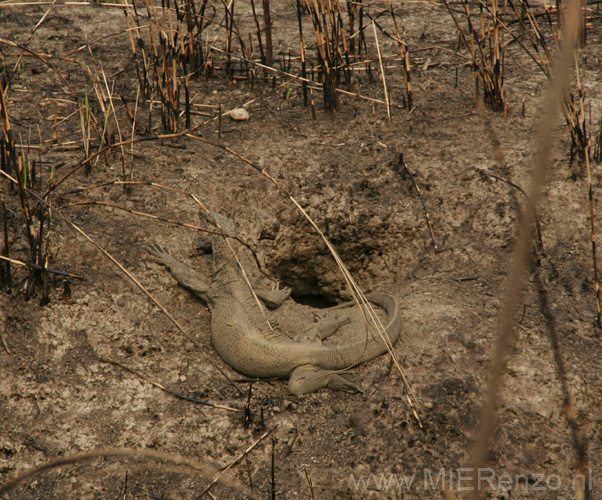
[145,211,401,395]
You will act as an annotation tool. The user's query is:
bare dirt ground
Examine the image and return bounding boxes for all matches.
[1,0,602,498]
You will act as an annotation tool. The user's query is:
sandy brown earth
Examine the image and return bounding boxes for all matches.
[1,0,602,498]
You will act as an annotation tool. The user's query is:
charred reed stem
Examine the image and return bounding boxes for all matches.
[387,0,413,109]
[262,0,274,68]
[1,83,40,293]
[296,0,309,106]
[1,201,11,289]
[244,382,253,427]
[250,0,267,74]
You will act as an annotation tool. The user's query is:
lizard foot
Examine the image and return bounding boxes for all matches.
[144,243,173,265]
[143,243,211,300]
[256,288,292,309]
[288,364,362,395]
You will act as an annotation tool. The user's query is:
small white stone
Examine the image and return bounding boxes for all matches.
[228,108,250,121]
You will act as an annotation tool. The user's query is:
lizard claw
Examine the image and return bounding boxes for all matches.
[144,243,171,264]
[327,374,363,394]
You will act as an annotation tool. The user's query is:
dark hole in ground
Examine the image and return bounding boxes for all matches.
[292,293,338,309]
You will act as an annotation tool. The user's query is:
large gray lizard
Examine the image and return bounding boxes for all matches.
[145,211,401,395]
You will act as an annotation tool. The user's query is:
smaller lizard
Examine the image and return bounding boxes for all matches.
[145,211,401,394]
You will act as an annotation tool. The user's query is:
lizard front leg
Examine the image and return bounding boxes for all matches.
[144,244,211,304]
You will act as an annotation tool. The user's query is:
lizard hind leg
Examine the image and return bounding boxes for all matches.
[287,314,359,394]
[288,364,362,395]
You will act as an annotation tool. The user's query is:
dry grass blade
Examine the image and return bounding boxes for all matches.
[467,0,584,496]
[371,20,391,120]
[0,38,79,97]
[0,254,83,279]
[286,197,423,426]
[305,469,316,500]
[270,432,276,499]
[0,448,258,497]
[1,201,10,285]
[100,69,127,178]
[296,0,309,106]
